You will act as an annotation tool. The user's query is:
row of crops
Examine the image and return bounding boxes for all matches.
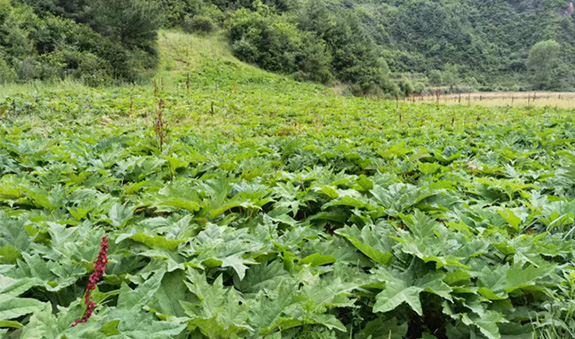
[1,59,575,338]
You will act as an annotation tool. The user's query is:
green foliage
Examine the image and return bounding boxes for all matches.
[296,0,397,95]
[181,0,573,92]
[90,0,160,49]
[442,64,460,87]
[223,0,397,94]
[6,0,575,91]
[398,77,414,96]
[182,15,216,34]
[0,0,161,84]
[19,0,90,21]
[0,55,16,83]
[428,70,443,86]
[1,32,575,337]
[227,3,332,83]
[527,40,561,90]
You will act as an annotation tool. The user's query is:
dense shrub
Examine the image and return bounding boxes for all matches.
[226,0,397,94]
[1,0,161,85]
[228,6,299,73]
[0,54,16,83]
[428,70,443,86]
[399,77,415,96]
[182,15,216,34]
[228,4,333,83]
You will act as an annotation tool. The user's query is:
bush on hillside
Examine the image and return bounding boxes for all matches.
[0,55,16,83]
[228,4,334,83]
[1,0,161,85]
[183,15,216,34]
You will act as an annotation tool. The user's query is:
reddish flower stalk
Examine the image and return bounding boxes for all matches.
[154,99,167,151]
[73,236,109,326]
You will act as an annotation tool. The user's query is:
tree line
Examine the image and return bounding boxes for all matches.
[0,0,573,93]
[1,0,162,85]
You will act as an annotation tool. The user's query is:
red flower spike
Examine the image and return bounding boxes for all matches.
[72,236,109,326]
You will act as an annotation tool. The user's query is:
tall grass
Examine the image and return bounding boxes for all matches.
[157,30,233,75]
[0,78,91,97]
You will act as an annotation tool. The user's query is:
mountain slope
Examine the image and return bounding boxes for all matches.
[4,0,575,92]
[332,0,575,89]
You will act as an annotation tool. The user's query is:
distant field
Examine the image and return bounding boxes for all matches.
[416,91,575,108]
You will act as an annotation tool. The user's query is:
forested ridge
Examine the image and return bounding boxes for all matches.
[2,0,575,95]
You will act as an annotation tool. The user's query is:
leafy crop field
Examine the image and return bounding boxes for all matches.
[1,32,575,339]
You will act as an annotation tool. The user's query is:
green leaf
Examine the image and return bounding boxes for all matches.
[417,273,453,302]
[355,175,374,191]
[467,311,505,339]
[373,282,423,315]
[118,233,185,250]
[497,208,522,232]
[157,198,200,212]
[307,313,346,332]
[148,270,190,317]
[361,317,408,339]
[235,261,290,294]
[222,254,250,280]
[249,282,299,333]
[182,268,250,337]
[0,277,40,297]
[0,245,21,264]
[0,295,45,321]
[336,225,393,266]
[300,253,337,266]
[109,311,186,339]
[109,203,134,228]
[117,270,165,310]
[0,320,23,328]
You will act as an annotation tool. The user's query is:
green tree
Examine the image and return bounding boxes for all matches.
[20,0,89,22]
[428,70,443,86]
[228,5,301,73]
[91,0,161,49]
[442,64,460,87]
[228,2,332,82]
[0,0,162,84]
[399,77,414,97]
[527,40,561,89]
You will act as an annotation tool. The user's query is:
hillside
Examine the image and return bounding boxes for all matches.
[350,0,575,89]
[3,0,575,94]
[161,0,575,92]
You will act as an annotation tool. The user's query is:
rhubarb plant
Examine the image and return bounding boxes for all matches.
[1,58,575,339]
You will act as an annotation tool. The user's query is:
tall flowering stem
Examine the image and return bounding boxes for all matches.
[73,236,109,326]
[154,99,167,151]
